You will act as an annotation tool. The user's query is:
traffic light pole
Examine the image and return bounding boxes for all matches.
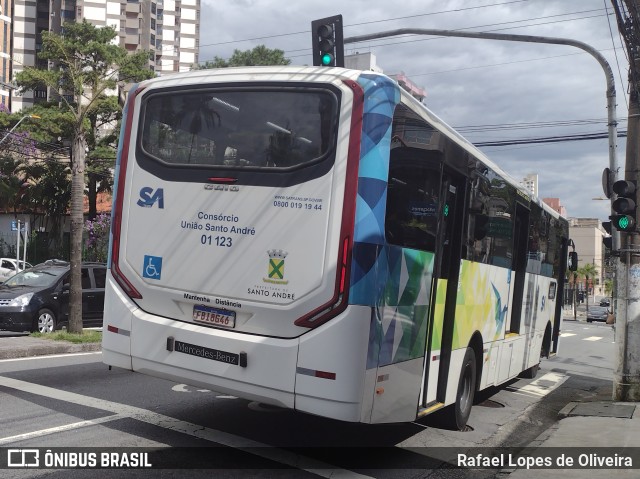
[343,28,640,400]
[616,55,640,399]
[343,29,620,218]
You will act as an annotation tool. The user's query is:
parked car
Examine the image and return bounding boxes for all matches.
[586,305,610,323]
[599,299,611,307]
[0,260,106,333]
[0,258,33,283]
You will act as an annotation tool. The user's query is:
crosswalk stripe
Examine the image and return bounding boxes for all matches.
[584,336,603,341]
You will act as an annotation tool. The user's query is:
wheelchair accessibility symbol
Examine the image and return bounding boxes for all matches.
[143,255,162,280]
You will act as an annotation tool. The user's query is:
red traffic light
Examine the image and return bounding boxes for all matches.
[612,179,636,197]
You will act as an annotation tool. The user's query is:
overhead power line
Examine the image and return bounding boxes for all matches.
[474,130,628,147]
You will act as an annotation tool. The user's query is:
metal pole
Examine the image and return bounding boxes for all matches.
[16,220,20,271]
[22,222,28,269]
[0,116,29,146]
[0,114,41,146]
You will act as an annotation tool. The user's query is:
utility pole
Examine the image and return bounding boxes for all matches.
[610,0,640,401]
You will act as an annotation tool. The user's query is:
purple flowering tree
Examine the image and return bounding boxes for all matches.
[83,213,110,262]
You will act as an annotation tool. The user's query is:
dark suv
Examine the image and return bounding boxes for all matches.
[0,260,106,333]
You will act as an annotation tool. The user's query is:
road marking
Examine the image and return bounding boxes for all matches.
[584,336,604,342]
[508,372,568,398]
[171,384,213,393]
[560,333,576,337]
[0,415,126,445]
[0,375,371,478]
[0,352,101,363]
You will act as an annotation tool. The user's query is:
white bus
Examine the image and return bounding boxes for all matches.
[103,66,575,429]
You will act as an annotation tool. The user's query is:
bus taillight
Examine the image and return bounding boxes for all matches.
[110,85,144,300]
[339,236,349,293]
[294,81,362,329]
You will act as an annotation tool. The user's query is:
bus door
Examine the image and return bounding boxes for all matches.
[421,167,467,407]
[507,202,530,335]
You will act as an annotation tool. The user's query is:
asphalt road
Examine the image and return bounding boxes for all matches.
[0,319,616,478]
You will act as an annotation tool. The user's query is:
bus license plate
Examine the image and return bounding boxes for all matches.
[192,305,236,329]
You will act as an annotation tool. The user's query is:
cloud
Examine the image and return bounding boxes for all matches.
[198,0,627,220]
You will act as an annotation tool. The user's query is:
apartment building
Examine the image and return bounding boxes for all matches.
[0,0,11,110]
[10,0,200,112]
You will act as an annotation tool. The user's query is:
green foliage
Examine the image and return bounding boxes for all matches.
[604,279,613,296]
[194,45,291,69]
[31,330,102,343]
[16,21,153,115]
[14,20,154,333]
[576,263,599,280]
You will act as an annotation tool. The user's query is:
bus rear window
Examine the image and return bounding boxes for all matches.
[140,88,337,168]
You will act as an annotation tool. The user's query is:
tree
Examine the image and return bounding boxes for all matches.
[194,45,291,69]
[20,159,72,255]
[576,263,599,312]
[15,20,153,333]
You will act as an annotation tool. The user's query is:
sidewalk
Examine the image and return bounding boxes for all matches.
[0,333,101,360]
[506,400,640,478]
[508,309,639,477]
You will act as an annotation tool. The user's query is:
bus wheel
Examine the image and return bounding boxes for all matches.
[446,347,477,430]
[519,344,542,379]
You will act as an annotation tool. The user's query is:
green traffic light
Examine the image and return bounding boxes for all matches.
[321,53,333,66]
[618,216,630,230]
[613,214,635,231]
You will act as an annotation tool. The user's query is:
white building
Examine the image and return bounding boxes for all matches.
[520,173,538,197]
[569,217,607,297]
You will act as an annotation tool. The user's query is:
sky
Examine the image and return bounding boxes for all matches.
[198,0,628,221]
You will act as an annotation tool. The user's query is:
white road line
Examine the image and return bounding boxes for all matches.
[0,375,370,479]
[584,336,603,342]
[513,372,568,398]
[560,333,577,337]
[0,415,126,445]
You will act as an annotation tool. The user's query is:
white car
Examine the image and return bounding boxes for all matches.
[0,258,33,283]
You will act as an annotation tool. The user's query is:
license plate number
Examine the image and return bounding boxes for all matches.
[192,305,236,328]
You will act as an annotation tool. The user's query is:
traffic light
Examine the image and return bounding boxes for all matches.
[611,180,637,231]
[311,15,344,67]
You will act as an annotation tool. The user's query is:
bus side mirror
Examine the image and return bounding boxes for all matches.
[568,251,578,272]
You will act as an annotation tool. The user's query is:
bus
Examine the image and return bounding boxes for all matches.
[103,66,575,429]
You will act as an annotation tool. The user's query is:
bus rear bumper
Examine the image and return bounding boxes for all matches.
[102,276,371,419]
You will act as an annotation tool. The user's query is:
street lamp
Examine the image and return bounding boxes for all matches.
[0,114,41,146]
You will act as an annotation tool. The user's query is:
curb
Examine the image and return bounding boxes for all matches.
[0,339,101,360]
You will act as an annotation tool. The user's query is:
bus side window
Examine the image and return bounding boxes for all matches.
[385,148,440,252]
[466,167,515,267]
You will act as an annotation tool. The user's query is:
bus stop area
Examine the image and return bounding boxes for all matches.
[0,333,637,477]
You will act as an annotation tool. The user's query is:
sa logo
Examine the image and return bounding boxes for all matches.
[137,187,164,208]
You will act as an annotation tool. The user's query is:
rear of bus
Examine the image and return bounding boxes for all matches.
[103,67,373,421]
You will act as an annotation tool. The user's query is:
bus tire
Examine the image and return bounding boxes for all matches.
[519,361,540,379]
[446,347,476,430]
[519,343,542,379]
